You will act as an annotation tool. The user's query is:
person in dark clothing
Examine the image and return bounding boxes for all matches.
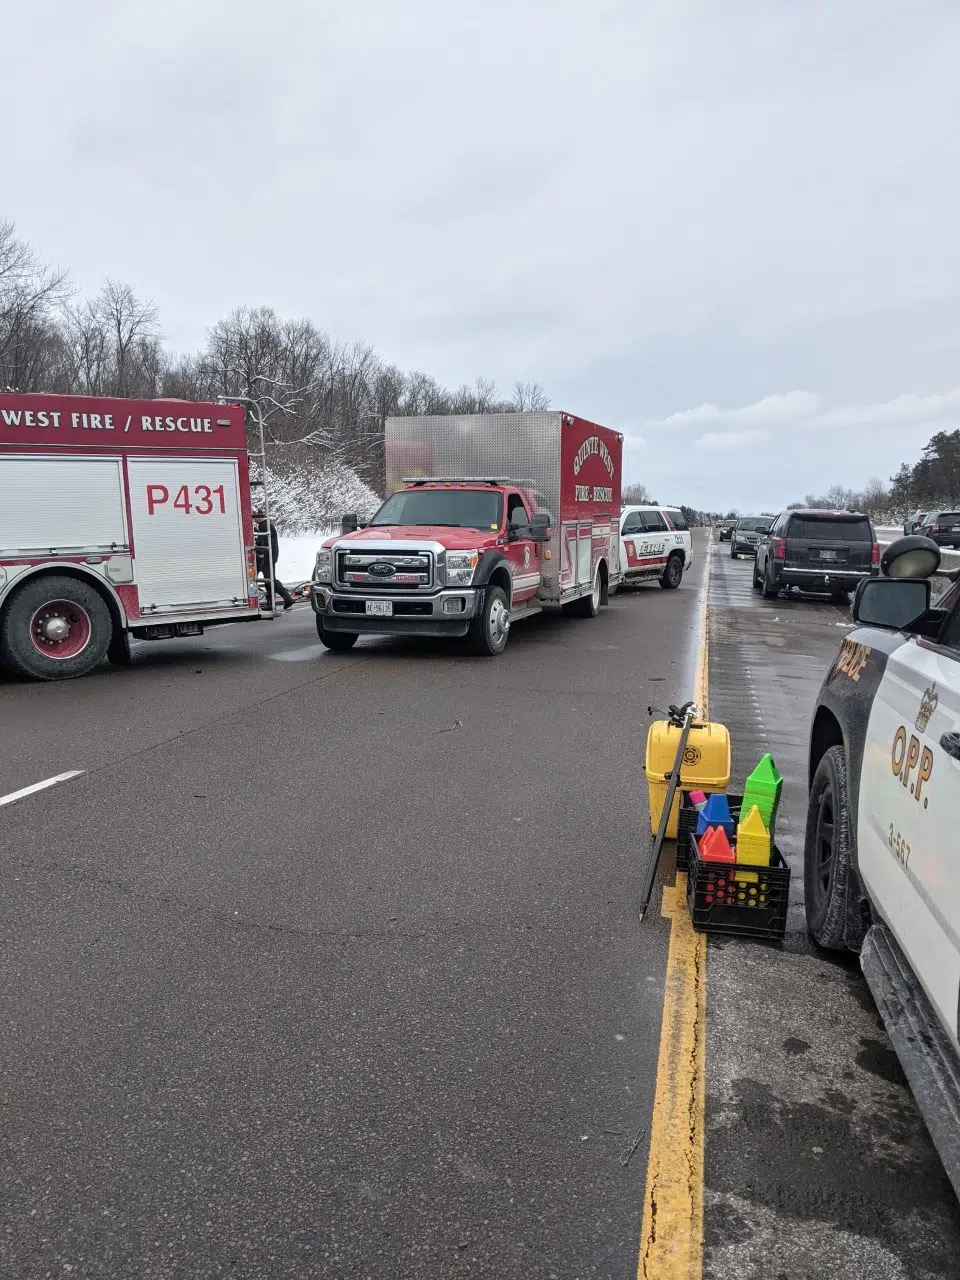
[253,508,295,610]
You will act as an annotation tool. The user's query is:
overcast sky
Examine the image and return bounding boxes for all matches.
[3,1,958,510]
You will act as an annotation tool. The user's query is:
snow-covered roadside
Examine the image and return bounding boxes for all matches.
[276,533,334,584]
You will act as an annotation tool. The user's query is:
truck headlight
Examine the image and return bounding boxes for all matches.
[446,550,479,586]
[314,548,333,583]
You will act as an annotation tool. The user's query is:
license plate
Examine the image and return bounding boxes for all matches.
[817,549,837,561]
[365,600,393,617]
[952,526,960,532]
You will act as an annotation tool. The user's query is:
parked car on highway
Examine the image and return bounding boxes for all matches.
[730,515,772,558]
[718,521,733,542]
[804,534,960,1196]
[754,509,879,602]
[917,510,960,549]
[619,505,692,590]
[904,509,929,535]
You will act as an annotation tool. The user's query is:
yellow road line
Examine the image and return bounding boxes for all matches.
[637,536,712,1279]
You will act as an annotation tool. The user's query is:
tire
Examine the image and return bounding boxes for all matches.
[0,574,113,681]
[730,545,738,559]
[830,589,851,604]
[107,629,133,666]
[316,617,358,650]
[804,744,864,951]
[762,563,779,599]
[469,585,510,655]
[564,566,602,617]
[752,558,763,591]
[659,553,683,590]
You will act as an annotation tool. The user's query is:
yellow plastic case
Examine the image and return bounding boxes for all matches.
[644,720,732,838]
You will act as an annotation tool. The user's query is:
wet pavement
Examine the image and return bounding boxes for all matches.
[703,540,960,1280]
[0,557,706,1280]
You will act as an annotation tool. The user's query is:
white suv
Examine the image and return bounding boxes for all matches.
[619,506,693,591]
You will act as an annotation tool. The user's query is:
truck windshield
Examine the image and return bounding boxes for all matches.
[369,488,503,529]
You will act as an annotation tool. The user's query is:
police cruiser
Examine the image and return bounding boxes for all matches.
[806,534,960,1195]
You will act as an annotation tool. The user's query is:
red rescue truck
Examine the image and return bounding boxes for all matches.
[311,410,623,655]
[0,392,263,680]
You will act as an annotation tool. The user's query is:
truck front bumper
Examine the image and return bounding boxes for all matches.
[311,585,481,638]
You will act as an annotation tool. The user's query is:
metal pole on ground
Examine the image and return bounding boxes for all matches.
[638,700,698,923]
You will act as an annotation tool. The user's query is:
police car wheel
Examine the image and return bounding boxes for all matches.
[804,744,862,951]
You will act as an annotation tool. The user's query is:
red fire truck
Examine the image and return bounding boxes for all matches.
[0,392,263,680]
[311,410,624,655]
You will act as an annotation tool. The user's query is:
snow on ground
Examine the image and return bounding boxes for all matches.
[276,533,333,584]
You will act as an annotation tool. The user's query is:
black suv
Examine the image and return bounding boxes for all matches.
[917,510,960,548]
[754,509,878,601]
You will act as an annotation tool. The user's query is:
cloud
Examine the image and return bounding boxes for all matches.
[656,392,822,434]
[697,430,770,452]
[626,386,960,511]
[1,0,957,517]
[815,389,960,431]
[621,432,647,450]
[646,388,960,439]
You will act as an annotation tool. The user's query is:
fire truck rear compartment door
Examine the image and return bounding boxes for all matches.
[0,454,127,554]
[127,458,248,611]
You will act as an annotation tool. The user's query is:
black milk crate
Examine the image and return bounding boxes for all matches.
[686,833,790,940]
[676,791,743,873]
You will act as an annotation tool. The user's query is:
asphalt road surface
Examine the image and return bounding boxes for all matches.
[704,541,960,1280]
[0,555,706,1278]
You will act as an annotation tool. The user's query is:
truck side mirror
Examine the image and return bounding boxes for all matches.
[853,577,930,630]
[341,513,359,534]
[530,512,552,543]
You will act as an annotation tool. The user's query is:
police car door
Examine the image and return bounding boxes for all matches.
[859,610,960,1048]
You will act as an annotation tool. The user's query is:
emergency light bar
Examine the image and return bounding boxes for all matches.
[402,476,536,487]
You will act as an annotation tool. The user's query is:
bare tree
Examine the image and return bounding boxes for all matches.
[1,220,558,525]
[0,219,70,390]
[622,482,656,504]
[58,281,162,397]
[510,380,550,411]
[97,280,161,396]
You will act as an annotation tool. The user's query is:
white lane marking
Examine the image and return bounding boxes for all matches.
[0,770,84,808]
[268,644,328,663]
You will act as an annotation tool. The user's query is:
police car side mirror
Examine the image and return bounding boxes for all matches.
[880,534,941,580]
[529,512,552,543]
[853,578,930,630]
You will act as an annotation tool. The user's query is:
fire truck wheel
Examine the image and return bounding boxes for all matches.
[563,566,603,618]
[1,575,113,681]
[107,629,133,666]
[470,585,510,655]
[315,618,359,650]
[659,553,684,590]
